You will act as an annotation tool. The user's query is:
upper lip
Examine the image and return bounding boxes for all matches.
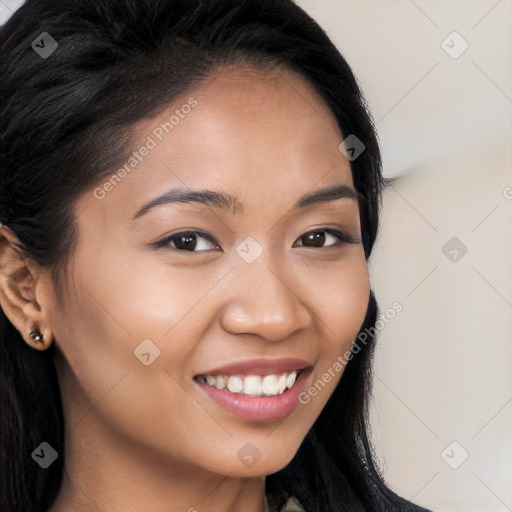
[195,357,313,377]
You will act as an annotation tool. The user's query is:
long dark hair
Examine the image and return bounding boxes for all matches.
[1,1,425,511]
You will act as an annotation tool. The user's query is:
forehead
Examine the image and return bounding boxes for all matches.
[134,65,349,181]
[78,65,355,223]
[174,64,343,151]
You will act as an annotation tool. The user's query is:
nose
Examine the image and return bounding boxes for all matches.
[219,261,312,343]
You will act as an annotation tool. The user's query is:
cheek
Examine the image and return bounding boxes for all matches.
[97,250,223,336]
[303,257,370,398]
[51,264,206,462]
[50,283,136,407]
[313,257,370,346]
[53,250,226,409]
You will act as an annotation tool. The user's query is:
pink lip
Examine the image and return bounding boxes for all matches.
[194,357,312,377]
[194,367,311,422]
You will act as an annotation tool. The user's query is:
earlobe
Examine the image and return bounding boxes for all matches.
[0,225,54,351]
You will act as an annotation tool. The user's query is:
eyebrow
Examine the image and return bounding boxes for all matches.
[132,184,361,220]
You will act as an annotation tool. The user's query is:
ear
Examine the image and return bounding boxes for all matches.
[0,225,54,350]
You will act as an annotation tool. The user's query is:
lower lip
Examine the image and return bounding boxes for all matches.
[194,370,309,422]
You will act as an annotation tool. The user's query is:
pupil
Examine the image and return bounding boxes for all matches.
[303,231,325,247]
[175,233,196,250]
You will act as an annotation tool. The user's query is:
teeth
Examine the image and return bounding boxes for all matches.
[215,376,226,390]
[286,372,297,389]
[261,375,278,395]
[244,375,263,396]
[227,376,243,393]
[199,370,301,396]
[278,374,287,394]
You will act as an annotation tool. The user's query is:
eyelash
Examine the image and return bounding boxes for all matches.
[153,228,360,253]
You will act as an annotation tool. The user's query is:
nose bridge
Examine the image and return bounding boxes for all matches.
[220,245,312,341]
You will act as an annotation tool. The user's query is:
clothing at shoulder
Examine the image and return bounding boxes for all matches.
[273,495,306,511]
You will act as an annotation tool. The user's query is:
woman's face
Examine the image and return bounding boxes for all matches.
[49,65,370,477]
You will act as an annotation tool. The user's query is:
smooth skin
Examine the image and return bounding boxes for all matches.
[0,65,370,512]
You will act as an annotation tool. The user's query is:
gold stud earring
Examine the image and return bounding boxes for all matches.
[28,329,44,346]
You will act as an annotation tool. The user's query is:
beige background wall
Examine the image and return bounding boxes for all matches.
[2,1,511,510]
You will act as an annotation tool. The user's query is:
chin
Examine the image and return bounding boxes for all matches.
[200,445,299,478]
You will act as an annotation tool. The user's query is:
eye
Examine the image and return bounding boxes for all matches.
[155,231,220,252]
[153,228,359,253]
[294,228,360,249]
